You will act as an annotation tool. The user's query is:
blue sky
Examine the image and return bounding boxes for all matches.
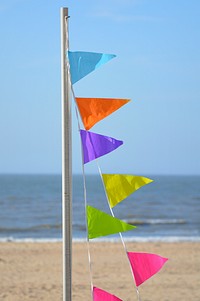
[0,0,199,175]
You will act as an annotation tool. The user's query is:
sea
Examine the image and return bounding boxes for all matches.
[0,174,199,242]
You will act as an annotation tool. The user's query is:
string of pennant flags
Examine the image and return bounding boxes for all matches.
[67,50,168,301]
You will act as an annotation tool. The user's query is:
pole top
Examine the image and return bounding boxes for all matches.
[61,7,68,13]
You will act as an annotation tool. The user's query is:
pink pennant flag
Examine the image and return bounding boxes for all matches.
[93,287,123,301]
[127,252,168,287]
[80,130,123,164]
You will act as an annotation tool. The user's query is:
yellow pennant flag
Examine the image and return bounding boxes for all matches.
[102,174,153,208]
[76,97,130,130]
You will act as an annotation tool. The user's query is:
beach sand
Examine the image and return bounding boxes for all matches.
[0,241,199,301]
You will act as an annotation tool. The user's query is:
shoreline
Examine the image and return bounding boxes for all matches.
[0,241,199,301]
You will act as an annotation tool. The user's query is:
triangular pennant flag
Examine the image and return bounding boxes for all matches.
[87,205,136,239]
[76,98,130,130]
[80,130,123,164]
[102,174,153,208]
[127,252,168,287]
[68,51,116,84]
[93,287,123,301]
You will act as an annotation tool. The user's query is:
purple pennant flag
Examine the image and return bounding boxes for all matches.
[80,130,123,164]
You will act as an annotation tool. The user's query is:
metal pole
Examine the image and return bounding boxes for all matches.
[61,7,72,301]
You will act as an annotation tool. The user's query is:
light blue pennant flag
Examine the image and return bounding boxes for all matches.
[68,51,116,84]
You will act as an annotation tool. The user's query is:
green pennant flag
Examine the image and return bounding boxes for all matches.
[86,205,136,239]
[102,174,153,208]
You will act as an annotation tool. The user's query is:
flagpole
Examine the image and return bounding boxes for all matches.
[61,7,72,301]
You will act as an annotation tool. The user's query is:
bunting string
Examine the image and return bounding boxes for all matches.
[66,37,168,301]
[136,288,142,301]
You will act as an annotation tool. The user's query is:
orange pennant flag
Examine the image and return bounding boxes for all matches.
[76,97,130,130]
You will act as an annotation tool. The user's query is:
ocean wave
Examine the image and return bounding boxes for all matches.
[0,236,200,243]
[125,218,186,225]
[0,219,187,235]
[0,224,61,233]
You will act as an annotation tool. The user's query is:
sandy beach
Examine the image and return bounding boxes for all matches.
[0,241,199,301]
